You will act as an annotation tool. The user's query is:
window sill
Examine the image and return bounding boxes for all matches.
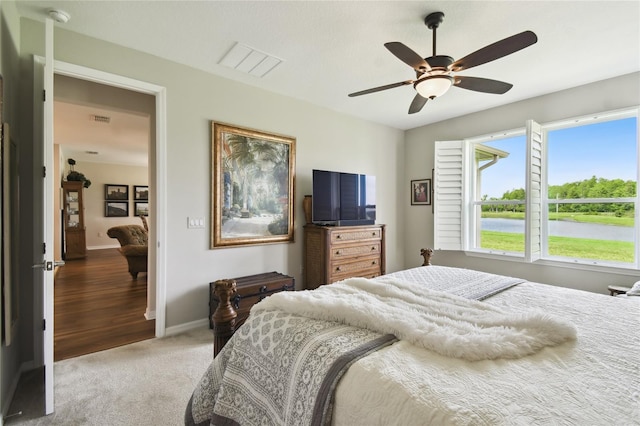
[464,250,639,277]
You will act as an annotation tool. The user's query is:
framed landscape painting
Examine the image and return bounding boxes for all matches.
[135,202,149,217]
[105,184,128,201]
[211,122,296,248]
[134,185,148,200]
[105,201,129,217]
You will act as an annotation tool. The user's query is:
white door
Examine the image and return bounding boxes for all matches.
[35,18,58,415]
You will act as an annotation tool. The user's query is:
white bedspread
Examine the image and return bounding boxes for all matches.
[254,276,576,361]
[331,271,640,425]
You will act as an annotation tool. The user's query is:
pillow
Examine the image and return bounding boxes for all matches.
[626,281,640,296]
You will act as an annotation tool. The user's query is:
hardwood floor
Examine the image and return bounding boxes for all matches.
[54,248,155,361]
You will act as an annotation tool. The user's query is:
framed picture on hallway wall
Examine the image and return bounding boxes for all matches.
[134,185,148,201]
[105,201,129,217]
[135,202,149,217]
[105,184,128,201]
[211,121,296,248]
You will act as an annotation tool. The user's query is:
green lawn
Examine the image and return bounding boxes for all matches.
[481,211,634,227]
[480,230,634,263]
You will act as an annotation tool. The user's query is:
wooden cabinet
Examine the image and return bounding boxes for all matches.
[304,224,385,289]
[62,181,87,260]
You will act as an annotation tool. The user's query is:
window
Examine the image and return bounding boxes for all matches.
[470,132,526,255]
[434,108,639,270]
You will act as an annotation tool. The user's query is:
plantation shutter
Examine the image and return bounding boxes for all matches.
[434,140,465,250]
[525,120,543,261]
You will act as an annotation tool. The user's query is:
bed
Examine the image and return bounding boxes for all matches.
[186,262,639,425]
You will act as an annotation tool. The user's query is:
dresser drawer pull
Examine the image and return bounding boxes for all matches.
[372,260,377,265]
[335,266,342,272]
[335,250,341,255]
[259,285,268,293]
[336,234,342,239]
[371,246,376,251]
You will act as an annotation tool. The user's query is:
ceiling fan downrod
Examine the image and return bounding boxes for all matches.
[425,12,444,57]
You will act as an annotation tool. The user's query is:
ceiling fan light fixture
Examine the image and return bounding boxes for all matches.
[415,75,454,99]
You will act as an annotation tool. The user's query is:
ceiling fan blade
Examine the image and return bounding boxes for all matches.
[408,93,428,114]
[384,42,431,72]
[451,31,537,72]
[348,80,413,97]
[454,76,513,94]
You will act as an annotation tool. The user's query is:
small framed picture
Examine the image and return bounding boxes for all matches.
[105,201,129,217]
[134,185,149,201]
[411,179,432,206]
[135,202,149,217]
[105,184,129,201]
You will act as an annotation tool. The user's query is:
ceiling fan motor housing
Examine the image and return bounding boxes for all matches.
[425,55,454,70]
[416,55,454,80]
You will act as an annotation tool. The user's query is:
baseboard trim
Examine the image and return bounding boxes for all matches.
[165,318,209,336]
[144,309,156,321]
[87,244,120,250]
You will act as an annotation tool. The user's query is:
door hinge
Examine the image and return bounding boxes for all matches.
[43,166,47,178]
[43,242,46,254]
[43,319,46,330]
[43,89,46,102]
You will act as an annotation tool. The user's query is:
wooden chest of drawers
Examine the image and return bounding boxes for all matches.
[304,224,385,289]
[209,271,295,329]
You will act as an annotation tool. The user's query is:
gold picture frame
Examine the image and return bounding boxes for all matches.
[211,122,295,248]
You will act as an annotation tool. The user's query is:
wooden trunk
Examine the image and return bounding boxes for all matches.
[209,271,295,329]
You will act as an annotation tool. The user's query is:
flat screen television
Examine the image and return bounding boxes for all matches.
[312,169,376,226]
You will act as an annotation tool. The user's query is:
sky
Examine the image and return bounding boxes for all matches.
[479,117,637,199]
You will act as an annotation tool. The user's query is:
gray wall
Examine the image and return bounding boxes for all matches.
[1,0,25,420]
[19,18,405,332]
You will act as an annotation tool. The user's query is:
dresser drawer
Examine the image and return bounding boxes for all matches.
[332,269,382,282]
[330,241,381,261]
[330,227,382,244]
[329,256,382,281]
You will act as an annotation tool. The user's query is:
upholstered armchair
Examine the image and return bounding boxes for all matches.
[107,223,148,278]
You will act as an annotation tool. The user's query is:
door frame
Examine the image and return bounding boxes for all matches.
[52,60,168,336]
[32,55,166,415]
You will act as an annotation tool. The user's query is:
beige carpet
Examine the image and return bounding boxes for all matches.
[7,327,213,425]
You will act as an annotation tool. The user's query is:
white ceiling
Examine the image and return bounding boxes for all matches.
[16,1,640,163]
[54,100,150,167]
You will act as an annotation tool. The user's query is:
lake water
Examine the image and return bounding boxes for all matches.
[482,218,636,242]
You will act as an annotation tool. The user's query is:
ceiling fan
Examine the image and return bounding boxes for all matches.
[348,12,538,114]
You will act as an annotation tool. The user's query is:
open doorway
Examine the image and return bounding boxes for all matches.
[52,74,156,360]
[9,58,166,420]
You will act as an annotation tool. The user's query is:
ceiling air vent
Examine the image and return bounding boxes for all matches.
[219,42,283,78]
[91,114,111,123]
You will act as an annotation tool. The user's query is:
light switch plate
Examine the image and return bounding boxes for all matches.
[187,217,205,229]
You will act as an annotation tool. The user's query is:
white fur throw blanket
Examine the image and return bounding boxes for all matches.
[253,277,577,361]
